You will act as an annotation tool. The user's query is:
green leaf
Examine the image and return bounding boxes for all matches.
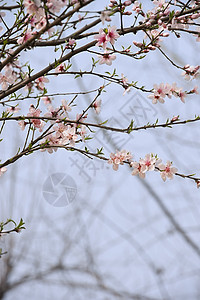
[97,147,104,155]
[99,120,108,125]
[127,119,134,133]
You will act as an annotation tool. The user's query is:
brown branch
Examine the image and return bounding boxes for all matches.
[1,4,200,48]
[1,115,200,134]
[0,40,97,101]
[0,5,20,10]
[0,0,95,71]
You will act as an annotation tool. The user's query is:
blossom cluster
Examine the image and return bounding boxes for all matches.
[0,64,17,91]
[95,26,119,50]
[181,65,200,81]
[39,119,87,153]
[95,26,119,65]
[148,82,198,104]
[108,150,132,171]
[108,151,178,182]
[0,50,20,90]
[17,0,78,45]
[108,0,200,52]
[131,155,178,182]
[0,55,50,93]
[0,0,199,192]
[17,94,102,154]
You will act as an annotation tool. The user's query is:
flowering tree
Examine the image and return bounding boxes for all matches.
[0,0,200,235]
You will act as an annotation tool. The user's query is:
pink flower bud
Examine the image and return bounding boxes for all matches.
[191,13,200,19]
[123,11,132,15]
[124,0,132,5]
[196,180,200,188]
[171,116,179,122]
[161,32,169,37]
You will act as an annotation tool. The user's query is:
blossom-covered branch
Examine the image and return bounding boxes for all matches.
[0,0,200,191]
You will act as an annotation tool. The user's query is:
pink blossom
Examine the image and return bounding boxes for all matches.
[178,89,186,103]
[27,104,44,131]
[95,26,119,49]
[0,73,14,90]
[154,83,170,97]
[93,99,101,114]
[190,86,198,94]
[157,160,178,182]
[35,16,47,30]
[23,0,40,15]
[46,0,67,14]
[65,38,76,49]
[18,120,27,131]
[35,76,49,90]
[153,0,169,9]
[44,105,61,122]
[61,99,71,114]
[24,81,34,93]
[41,96,52,105]
[0,167,7,176]
[55,63,65,73]
[40,134,59,154]
[148,92,165,104]
[139,153,156,173]
[100,11,111,24]
[171,86,186,103]
[121,73,131,95]
[25,15,37,27]
[7,106,20,114]
[168,82,179,97]
[94,29,108,49]
[17,29,35,44]
[181,65,200,81]
[121,73,128,86]
[68,38,76,46]
[53,123,67,139]
[98,50,116,66]
[148,83,170,104]
[131,153,158,178]
[75,113,87,127]
[4,65,17,82]
[132,1,142,13]
[131,162,146,178]
[62,125,78,146]
[106,26,119,45]
[108,150,132,171]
